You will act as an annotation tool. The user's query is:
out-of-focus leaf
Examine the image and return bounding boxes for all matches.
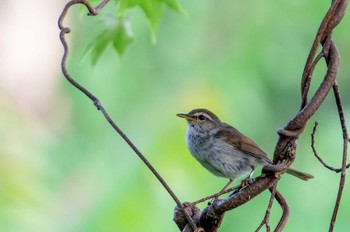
[89,30,112,65]
[84,0,182,64]
[163,0,183,12]
[112,19,134,55]
[118,0,182,42]
[85,15,134,64]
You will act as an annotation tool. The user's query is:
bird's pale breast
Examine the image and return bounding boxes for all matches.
[186,126,265,179]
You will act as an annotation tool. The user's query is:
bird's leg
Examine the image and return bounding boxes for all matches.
[241,167,256,188]
[228,168,257,197]
[213,179,234,202]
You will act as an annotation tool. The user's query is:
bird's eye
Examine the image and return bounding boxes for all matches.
[198,115,205,121]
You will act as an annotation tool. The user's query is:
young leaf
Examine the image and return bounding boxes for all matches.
[112,18,134,55]
[86,15,134,64]
[118,0,181,42]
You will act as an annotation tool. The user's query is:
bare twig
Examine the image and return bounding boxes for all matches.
[311,122,350,172]
[301,51,326,107]
[192,176,263,206]
[192,184,242,205]
[214,176,279,216]
[255,186,276,232]
[58,1,197,231]
[95,0,110,12]
[300,2,349,231]
[329,82,349,231]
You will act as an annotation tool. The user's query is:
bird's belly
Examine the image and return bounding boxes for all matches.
[189,140,259,179]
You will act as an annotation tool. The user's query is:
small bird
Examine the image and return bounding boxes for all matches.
[177,108,313,198]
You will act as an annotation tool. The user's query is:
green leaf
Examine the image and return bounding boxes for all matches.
[85,15,134,65]
[84,0,182,64]
[89,30,112,65]
[118,0,182,42]
[112,19,134,55]
[163,0,183,12]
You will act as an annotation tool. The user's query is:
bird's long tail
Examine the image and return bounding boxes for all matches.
[286,168,314,181]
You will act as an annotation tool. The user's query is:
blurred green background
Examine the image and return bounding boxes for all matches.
[1,0,350,231]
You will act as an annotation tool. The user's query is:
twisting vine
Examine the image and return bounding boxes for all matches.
[58,0,349,231]
[174,0,348,231]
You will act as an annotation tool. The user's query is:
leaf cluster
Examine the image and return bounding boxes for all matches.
[86,0,182,64]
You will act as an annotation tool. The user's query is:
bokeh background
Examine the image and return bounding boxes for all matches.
[1,0,350,231]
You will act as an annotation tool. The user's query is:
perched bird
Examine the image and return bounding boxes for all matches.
[177,108,313,198]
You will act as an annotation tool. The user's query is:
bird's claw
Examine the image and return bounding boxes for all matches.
[240,177,254,188]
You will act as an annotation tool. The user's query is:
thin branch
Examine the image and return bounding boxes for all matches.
[311,121,350,172]
[273,189,290,232]
[276,0,346,149]
[329,82,349,231]
[95,0,110,13]
[310,81,350,232]
[192,176,263,206]
[255,185,289,232]
[255,185,276,232]
[300,0,343,108]
[214,176,279,215]
[274,39,339,164]
[301,51,326,108]
[192,184,242,205]
[58,1,197,231]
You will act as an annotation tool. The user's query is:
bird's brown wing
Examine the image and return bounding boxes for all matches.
[215,123,272,164]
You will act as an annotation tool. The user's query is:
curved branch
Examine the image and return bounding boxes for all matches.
[274,39,339,162]
[275,1,347,158]
[193,0,348,230]
[175,1,349,231]
[300,0,347,107]
[311,121,350,172]
[273,189,290,232]
[58,1,197,231]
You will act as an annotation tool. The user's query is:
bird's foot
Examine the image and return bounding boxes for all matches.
[240,177,254,188]
[209,194,220,205]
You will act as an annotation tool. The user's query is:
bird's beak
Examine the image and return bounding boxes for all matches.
[176,113,196,121]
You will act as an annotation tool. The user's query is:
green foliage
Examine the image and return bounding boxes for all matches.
[86,0,182,64]
[118,0,182,40]
[86,15,134,64]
